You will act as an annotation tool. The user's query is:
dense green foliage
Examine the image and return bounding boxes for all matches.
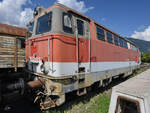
[128,38,150,53]
[142,52,150,63]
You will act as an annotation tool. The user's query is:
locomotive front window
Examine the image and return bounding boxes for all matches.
[63,13,73,34]
[107,32,113,44]
[96,26,105,41]
[77,19,84,36]
[36,12,52,35]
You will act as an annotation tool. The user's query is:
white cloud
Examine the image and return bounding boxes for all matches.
[0,0,33,27]
[57,0,94,13]
[131,26,150,41]
[137,25,146,31]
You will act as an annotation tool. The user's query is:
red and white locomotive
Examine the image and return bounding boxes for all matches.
[26,3,141,110]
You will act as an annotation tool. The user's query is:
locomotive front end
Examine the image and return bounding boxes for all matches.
[26,4,82,77]
[25,4,79,109]
[26,6,52,76]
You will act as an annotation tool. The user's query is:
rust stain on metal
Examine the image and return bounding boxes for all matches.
[40,97,56,110]
[27,78,45,88]
[0,24,28,37]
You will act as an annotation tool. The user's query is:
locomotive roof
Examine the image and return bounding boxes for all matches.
[114,69,150,98]
[0,24,28,37]
[33,3,138,48]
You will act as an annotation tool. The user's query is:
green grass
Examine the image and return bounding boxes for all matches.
[45,91,111,113]
[98,93,111,113]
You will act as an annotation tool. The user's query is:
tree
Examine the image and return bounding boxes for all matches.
[141,52,150,63]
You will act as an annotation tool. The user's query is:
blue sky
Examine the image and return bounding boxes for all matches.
[86,0,150,36]
[0,0,150,41]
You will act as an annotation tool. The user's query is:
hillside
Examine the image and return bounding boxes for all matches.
[127,38,150,53]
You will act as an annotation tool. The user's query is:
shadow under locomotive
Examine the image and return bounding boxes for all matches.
[4,76,128,113]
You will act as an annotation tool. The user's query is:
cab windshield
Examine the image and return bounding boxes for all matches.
[36,12,52,35]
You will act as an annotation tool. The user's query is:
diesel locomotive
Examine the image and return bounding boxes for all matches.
[26,3,141,110]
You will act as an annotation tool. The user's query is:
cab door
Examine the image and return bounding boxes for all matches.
[74,16,91,73]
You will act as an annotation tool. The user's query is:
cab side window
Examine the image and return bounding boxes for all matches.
[77,19,84,36]
[119,38,124,47]
[124,40,128,49]
[107,32,113,44]
[114,36,119,46]
[96,26,105,41]
[63,13,73,34]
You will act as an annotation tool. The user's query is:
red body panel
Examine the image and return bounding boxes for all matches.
[26,31,140,64]
[89,21,140,62]
[26,34,90,62]
[26,6,140,64]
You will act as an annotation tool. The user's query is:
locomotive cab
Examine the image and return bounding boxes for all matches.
[26,4,91,77]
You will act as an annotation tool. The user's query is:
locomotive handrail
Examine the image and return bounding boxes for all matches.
[24,68,88,80]
[75,23,79,73]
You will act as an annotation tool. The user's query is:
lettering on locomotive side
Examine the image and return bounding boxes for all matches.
[29,56,41,63]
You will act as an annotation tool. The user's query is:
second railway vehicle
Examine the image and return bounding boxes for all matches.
[26,3,141,110]
[0,24,45,111]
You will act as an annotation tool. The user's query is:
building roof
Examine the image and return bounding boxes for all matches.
[114,69,150,98]
[0,24,28,37]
